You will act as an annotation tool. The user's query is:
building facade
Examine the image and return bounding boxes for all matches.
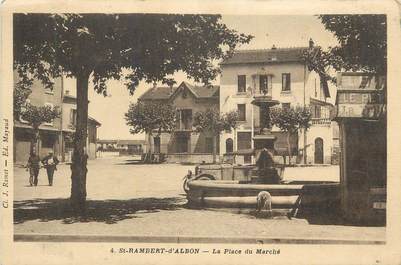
[97,139,146,155]
[13,74,101,164]
[139,81,220,163]
[219,44,338,164]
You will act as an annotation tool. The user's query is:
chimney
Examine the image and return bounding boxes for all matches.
[309,38,314,49]
[153,82,157,89]
[169,84,174,94]
[271,44,277,50]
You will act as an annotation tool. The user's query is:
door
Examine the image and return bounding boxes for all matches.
[314,137,324,164]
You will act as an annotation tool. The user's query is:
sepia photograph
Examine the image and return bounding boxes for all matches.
[1,1,400,264]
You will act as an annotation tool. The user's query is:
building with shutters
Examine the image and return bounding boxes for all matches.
[138,81,219,163]
[219,42,338,165]
[13,73,101,164]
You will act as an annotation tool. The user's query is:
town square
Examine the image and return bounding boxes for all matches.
[2,6,395,265]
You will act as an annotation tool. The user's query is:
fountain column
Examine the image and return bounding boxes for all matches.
[251,88,280,184]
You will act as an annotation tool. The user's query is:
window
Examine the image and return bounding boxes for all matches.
[205,137,213,153]
[70,109,77,126]
[282,103,291,111]
[259,75,269,94]
[225,138,233,153]
[44,103,54,126]
[181,109,192,130]
[176,109,192,130]
[282,73,291,91]
[41,134,54,148]
[237,75,246,93]
[313,105,321,118]
[237,132,252,150]
[237,104,246,121]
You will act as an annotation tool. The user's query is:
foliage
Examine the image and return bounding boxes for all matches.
[303,15,386,80]
[270,106,311,164]
[270,106,311,134]
[319,15,386,74]
[20,104,60,130]
[125,101,176,135]
[13,85,32,121]
[64,131,76,146]
[193,109,239,134]
[14,14,253,94]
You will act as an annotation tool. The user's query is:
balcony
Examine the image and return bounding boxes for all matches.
[311,118,331,126]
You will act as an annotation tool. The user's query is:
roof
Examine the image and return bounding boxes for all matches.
[139,86,178,100]
[139,81,219,101]
[116,140,146,145]
[221,47,308,65]
[310,97,334,107]
[176,82,219,99]
[88,116,101,126]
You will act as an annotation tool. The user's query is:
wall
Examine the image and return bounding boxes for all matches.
[14,72,63,131]
[13,73,63,162]
[305,121,335,164]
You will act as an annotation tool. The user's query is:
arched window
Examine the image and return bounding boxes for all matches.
[226,138,233,153]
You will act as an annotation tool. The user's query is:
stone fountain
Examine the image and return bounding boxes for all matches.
[251,87,280,184]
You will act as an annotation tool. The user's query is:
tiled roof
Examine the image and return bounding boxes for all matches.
[139,86,178,100]
[221,47,308,65]
[139,82,219,101]
[180,82,219,98]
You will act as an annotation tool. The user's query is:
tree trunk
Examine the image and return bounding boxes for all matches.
[303,128,307,164]
[212,134,217,164]
[287,132,292,165]
[30,127,40,154]
[146,132,153,163]
[70,73,90,215]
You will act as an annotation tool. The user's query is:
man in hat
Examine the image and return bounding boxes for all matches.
[41,151,59,186]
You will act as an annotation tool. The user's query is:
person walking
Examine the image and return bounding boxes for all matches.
[41,151,59,186]
[26,149,41,186]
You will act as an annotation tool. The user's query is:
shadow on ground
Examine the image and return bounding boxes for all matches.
[14,197,186,225]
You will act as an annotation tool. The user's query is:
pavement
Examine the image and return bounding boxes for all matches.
[13,156,385,243]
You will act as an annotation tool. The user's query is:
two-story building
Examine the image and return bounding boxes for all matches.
[219,43,338,165]
[139,81,219,163]
[13,75,101,164]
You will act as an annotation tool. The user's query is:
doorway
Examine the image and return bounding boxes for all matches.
[314,137,324,164]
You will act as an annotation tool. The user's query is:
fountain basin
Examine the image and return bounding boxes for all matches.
[187,180,339,209]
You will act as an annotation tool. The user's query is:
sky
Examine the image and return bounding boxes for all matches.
[65,15,338,141]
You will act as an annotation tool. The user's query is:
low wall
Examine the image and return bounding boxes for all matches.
[166,153,216,164]
[96,151,120,157]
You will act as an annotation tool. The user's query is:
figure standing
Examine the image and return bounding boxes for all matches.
[26,149,41,186]
[41,151,59,186]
